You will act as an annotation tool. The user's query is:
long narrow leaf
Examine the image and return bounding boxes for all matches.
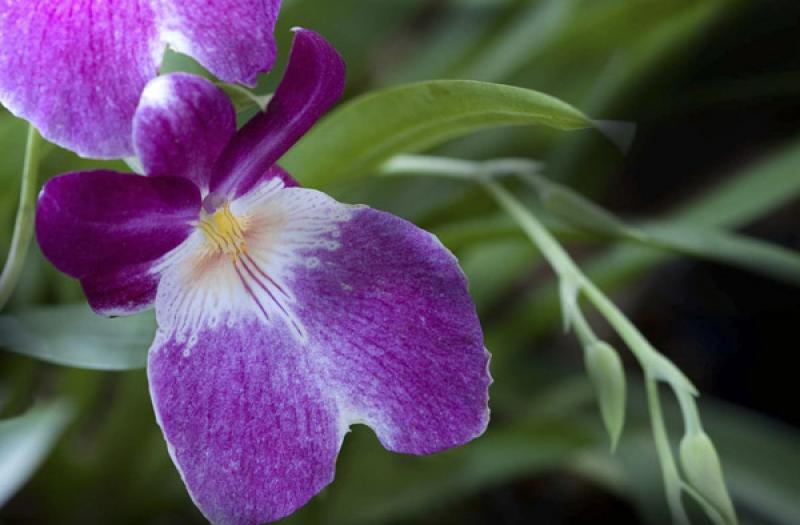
[0,304,154,370]
[283,80,590,188]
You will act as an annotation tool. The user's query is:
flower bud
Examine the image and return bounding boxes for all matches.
[584,341,626,451]
[679,431,737,524]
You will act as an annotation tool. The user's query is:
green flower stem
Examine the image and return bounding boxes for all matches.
[0,125,42,311]
[383,154,737,525]
[570,301,599,348]
[647,376,691,525]
[484,179,732,524]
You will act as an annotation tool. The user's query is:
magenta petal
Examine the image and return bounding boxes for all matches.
[158,1,280,86]
[134,74,236,192]
[211,28,345,198]
[35,171,201,315]
[148,321,343,525]
[0,0,280,158]
[292,206,491,454]
[146,182,488,523]
[0,1,161,158]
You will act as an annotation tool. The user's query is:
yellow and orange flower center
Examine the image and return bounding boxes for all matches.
[197,203,248,260]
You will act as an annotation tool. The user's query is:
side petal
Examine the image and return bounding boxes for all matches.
[36,170,201,315]
[211,28,345,198]
[291,204,492,454]
[148,319,344,525]
[0,0,280,159]
[0,0,161,158]
[134,74,236,192]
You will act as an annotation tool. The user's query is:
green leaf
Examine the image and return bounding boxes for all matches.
[0,304,154,370]
[314,420,594,525]
[638,222,800,286]
[216,83,271,113]
[0,400,73,507]
[282,80,591,188]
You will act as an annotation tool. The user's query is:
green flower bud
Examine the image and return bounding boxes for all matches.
[679,431,737,524]
[584,341,626,451]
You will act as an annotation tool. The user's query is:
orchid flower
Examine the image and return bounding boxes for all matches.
[0,0,280,159]
[34,29,491,525]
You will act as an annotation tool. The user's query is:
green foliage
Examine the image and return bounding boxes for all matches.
[0,304,153,370]
[0,401,72,507]
[1,1,798,524]
[283,80,590,188]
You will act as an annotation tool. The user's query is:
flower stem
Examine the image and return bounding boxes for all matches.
[647,376,691,525]
[382,154,738,525]
[0,125,42,311]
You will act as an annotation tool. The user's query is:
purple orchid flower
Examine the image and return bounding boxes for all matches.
[0,0,280,159]
[34,29,491,525]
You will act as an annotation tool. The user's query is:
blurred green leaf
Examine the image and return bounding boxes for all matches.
[702,402,800,525]
[313,420,595,525]
[283,80,590,188]
[637,222,800,286]
[529,175,800,285]
[0,304,154,370]
[0,400,72,507]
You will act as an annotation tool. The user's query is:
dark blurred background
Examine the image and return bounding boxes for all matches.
[1,1,798,524]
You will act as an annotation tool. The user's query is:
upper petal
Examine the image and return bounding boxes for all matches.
[158,0,280,87]
[0,0,280,158]
[134,74,236,192]
[210,28,345,198]
[0,0,161,158]
[36,170,201,315]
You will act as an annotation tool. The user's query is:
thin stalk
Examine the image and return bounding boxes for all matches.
[0,125,42,310]
[483,178,700,524]
[382,155,738,525]
[647,377,691,525]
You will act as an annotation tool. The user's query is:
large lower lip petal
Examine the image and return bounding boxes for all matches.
[290,203,492,455]
[148,175,490,522]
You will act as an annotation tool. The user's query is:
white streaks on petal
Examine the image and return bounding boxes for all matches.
[140,75,174,108]
[152,179,356,353]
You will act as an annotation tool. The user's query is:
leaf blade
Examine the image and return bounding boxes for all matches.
[0,304,154,370]
[0,400,73,507]
[282,80,590,188]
